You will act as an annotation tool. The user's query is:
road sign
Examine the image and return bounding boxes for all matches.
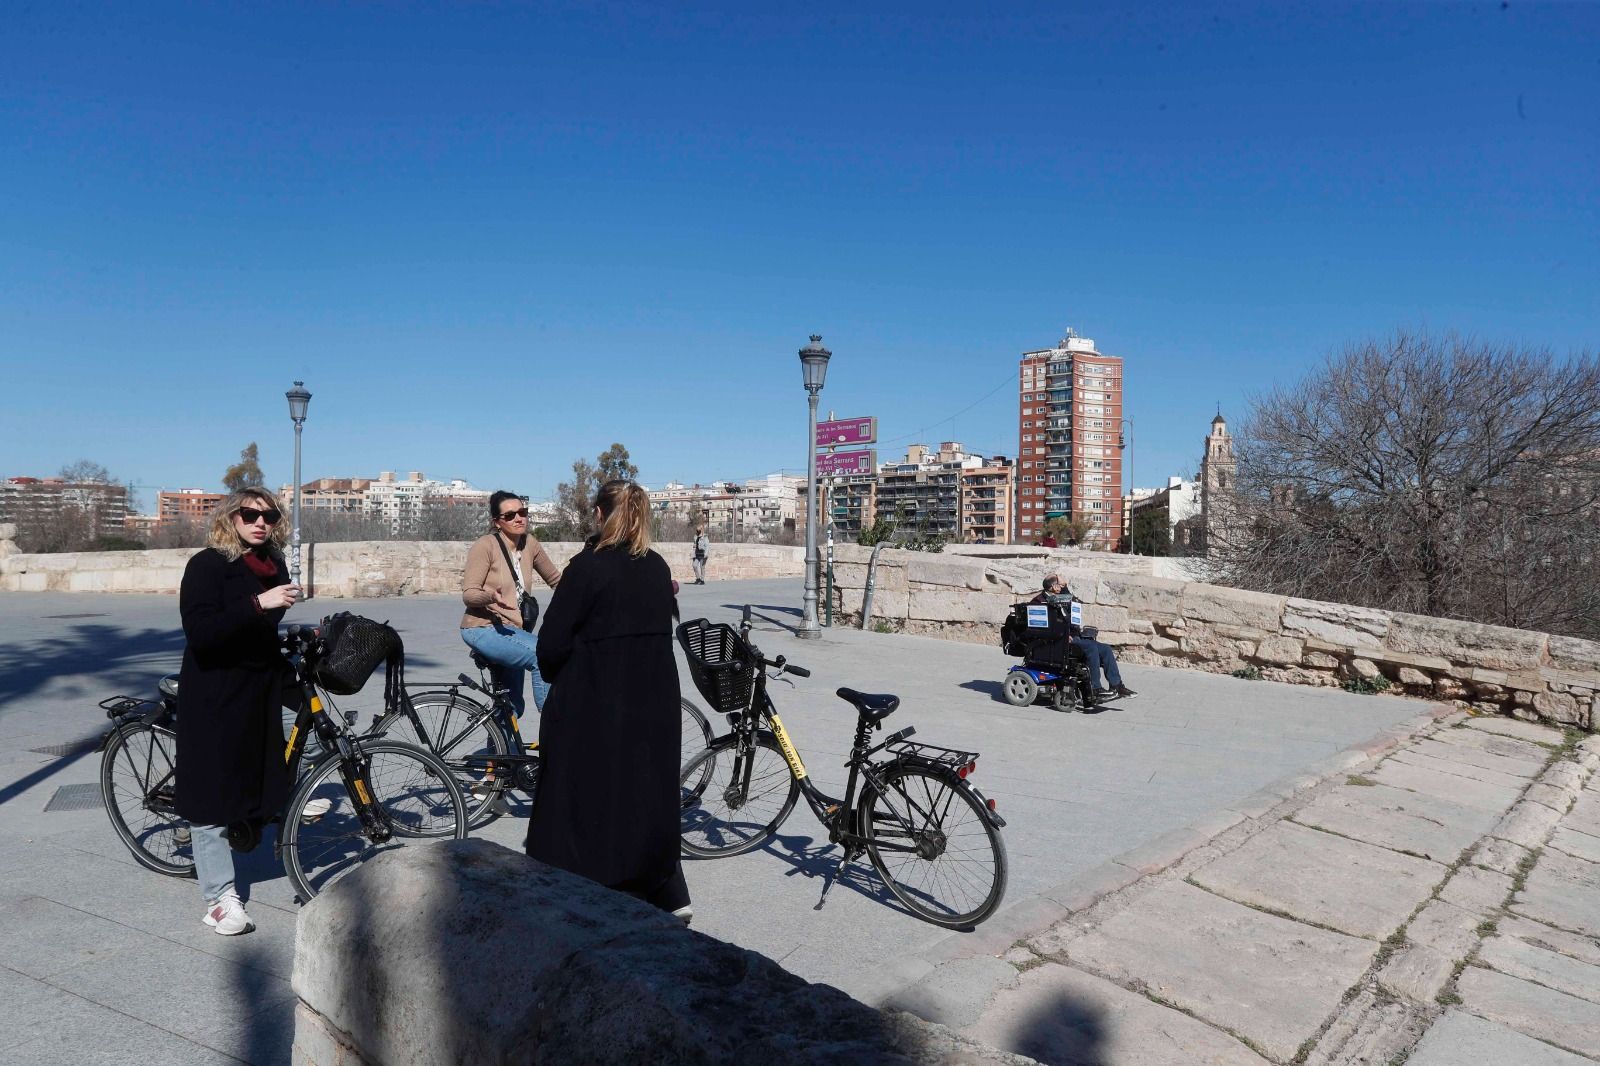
[816,416,877,448]
[816,449,876,477]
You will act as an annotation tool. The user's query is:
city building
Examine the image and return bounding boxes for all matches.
[277,472,490,534]
[0,476,129,542]
[1015,329,1125,548]
[1127,477,1202,555]
[649,475,803,541]
[158,489,227,528]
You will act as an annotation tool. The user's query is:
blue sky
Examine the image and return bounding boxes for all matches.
[2,2,1595,508]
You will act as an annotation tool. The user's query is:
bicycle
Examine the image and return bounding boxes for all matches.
[98,624,469,902]
[675,607,1009,929]
[372,649,715,827]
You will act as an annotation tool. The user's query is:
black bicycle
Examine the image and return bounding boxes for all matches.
[99,625,469,902]
[676,607,1009,929]
[372,650,715,827]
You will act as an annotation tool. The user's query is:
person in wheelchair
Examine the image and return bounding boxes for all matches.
[1031,575,1137,700]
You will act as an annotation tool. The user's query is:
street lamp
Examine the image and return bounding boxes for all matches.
[798,334,831,640]
[286,381,312,588]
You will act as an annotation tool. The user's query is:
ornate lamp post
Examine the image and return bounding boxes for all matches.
[286,381,312,587]
[797,335,831,640]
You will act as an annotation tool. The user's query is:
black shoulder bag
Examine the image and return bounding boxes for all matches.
[495,534,540,632]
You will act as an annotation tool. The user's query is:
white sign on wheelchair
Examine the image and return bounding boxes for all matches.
[1070,600,1082,628]
[1026,604,1049,629]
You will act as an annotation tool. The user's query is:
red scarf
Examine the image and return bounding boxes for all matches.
[242,549,279,588]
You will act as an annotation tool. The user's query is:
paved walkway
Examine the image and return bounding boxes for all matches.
[2,583,1592,1063]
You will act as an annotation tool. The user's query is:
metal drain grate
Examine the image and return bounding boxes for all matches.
[28,737,103,759]
[44,783,104,812]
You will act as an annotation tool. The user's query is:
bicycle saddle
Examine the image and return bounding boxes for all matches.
[159,676,179,699]
[469,650,493,672]
[836,687,899,722]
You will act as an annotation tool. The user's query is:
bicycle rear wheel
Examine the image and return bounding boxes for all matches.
[376,691,511,829]
[859,763,1007,929]
[100,721,195,878]
[279,740,468,902]
[678,733,798,858]
[679,696,715,792]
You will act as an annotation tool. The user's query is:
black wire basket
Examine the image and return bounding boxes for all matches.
[676,618,756,714]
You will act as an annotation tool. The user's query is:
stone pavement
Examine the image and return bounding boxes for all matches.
[1,582,1587,1064]
[886,710,1600,1064]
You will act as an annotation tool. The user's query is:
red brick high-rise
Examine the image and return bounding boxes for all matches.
[1014,330,1124,548]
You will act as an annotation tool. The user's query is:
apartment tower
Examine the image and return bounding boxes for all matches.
[1015,330,1125,548]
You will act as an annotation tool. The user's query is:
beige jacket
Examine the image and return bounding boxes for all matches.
[460,532,561,630]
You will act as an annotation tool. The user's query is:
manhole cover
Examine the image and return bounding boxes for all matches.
[42,613,108,619]
[28,737,102,759]
[44,783,104,812]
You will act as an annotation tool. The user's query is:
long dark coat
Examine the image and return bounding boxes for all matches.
[525,541,686,909]
[175,547,293,827]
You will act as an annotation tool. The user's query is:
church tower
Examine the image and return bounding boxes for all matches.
[1199,412,1236,552]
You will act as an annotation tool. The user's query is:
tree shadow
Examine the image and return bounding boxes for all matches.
[0,621,185,708]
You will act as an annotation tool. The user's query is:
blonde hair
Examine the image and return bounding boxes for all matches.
[207,488,290,562]
[593,480,652,558]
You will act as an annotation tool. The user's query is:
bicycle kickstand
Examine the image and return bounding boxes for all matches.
[814,845,862,911]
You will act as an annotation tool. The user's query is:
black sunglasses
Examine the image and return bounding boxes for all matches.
[238,507,281,525]
[497,508,530,521]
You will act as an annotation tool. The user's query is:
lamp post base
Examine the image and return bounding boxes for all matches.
[796,624,822,640]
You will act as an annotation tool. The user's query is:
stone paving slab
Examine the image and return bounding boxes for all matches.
[1513,848,1600,939]
[1566,789,1600,837]
[1429,726,1554,766]
[1292,783,1494,862]
[1472,836,1533,877]
[0,969,241,1066]
[962,962,1270,1066]
[1406,735,1548,778]
[1406,1008,1592,1066]
[1495,914,1600,968]
[1060,881,1374,1062]
[1477,932,1600,1005]
[1187,820,1443,940]
[1463,716,1568,745]
[1368,757,1526,813]
[1387,745,1539,790]
[1437,864,1514,917]
[1548,825,1600,864]
[1455,966,1600,1059]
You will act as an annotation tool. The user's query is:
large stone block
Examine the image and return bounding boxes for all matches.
[1253,636,1305,665]
[1181,584,1286,630]
[1387,613,1547,672]
[905,556,987,590]
[1096,573,1186,620]
[906,587,1010,624]
[1283,598,1391,650]
[1549,635,1600,674]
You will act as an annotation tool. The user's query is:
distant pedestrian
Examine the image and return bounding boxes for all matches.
[691,525,710,584]
[525,480,691,920]
[460,492,561,718]
[176,489,300,936]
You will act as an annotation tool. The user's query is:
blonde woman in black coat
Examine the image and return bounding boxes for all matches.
[176,489,299,935]
[526,480,690,919]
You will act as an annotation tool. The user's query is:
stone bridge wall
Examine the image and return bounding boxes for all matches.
[0,527,803,596]
[830,545,1600,731]
[291,839,1027,1066]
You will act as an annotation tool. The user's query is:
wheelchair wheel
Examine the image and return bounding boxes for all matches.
[1051,685,1076,713]
[1001,671,1038,706]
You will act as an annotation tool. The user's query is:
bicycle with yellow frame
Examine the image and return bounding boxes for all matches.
[675,607,1009,929]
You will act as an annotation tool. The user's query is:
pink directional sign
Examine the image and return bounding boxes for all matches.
[816,416,877,448]
[816,449,876,476]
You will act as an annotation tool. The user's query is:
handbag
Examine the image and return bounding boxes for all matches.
[494,534,540,632]
[314,612,404,695]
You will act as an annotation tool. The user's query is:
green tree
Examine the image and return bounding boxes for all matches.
[223,443,265,492]
[595,443,638,485]
[1042,515,1094,546]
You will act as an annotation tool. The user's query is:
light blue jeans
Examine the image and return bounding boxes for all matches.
[190,701,304,905]
[460,623,549,717]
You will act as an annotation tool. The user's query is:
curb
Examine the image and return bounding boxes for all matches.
[862,703,1461,1014]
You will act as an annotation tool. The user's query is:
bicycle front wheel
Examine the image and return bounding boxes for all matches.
[376,691,511,829]
[678,733,799,859]
[860,763,1007,929]
[100,721,195,878]
[679,696,715,791]
[279,740,468,902]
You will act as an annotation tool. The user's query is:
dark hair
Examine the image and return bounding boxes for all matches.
[1042,575,1061,590]
[489,490,522,522]
[593,479,652,557]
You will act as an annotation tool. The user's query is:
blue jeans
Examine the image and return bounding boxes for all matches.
[461,623,549,717]
[190,700,304,904]
[1072,637,1123,690]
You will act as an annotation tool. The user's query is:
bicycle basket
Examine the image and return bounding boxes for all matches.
[313,612,404,696]
[676,618,755,714]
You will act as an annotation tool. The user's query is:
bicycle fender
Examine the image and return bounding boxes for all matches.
[965,785,1008,829]
[881,756,1007,831]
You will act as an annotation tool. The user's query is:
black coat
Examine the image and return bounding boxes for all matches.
[175,547,293,826]
[526,542,684,905]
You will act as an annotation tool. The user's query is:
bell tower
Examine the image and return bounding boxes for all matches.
[1199,411,1236,552]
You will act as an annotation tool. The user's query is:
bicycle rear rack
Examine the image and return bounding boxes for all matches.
[100,695,162,723]
[886,738,979,774]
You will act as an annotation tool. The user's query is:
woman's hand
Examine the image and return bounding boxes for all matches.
[258,583,301,611]
[494,594,519,615]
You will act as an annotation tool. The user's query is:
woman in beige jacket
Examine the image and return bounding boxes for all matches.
[460,491,561,716]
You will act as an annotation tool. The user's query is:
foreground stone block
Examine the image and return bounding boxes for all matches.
[1513,848,1600,939]
[1064,881,1373,1063]
[1293,783,1493,863]
[1455,966,1600,1060]
[1281,598,1389,649]
[294,840,1021,1066]
[1406,1009,1592,1066]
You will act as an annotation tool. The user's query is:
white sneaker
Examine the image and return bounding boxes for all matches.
[174,825,192,846]
[300,797,333,822]
[202,892,255,936]
[672,904,693,926]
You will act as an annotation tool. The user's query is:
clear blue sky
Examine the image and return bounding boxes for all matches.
[2,2,1595,508]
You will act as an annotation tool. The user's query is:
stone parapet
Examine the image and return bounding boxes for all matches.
[833,546,1599,731]
[291,839,1032,1066]
[0,540,804,596]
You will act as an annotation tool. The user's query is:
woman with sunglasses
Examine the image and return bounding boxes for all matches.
[175,489,300,935]
[460,491,561,719]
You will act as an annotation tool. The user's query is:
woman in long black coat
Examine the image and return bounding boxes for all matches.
[176,489,299,935]
[526,480,690,916]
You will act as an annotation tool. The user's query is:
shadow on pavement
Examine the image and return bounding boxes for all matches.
[1000,995,1110,1066]
[0,621,184,706]
[754,825,914,918]
[720,603,802,635]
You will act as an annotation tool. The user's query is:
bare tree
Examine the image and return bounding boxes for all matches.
[148,518,207,549]
[59,459,111,483]
[1214,332,1600,639]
